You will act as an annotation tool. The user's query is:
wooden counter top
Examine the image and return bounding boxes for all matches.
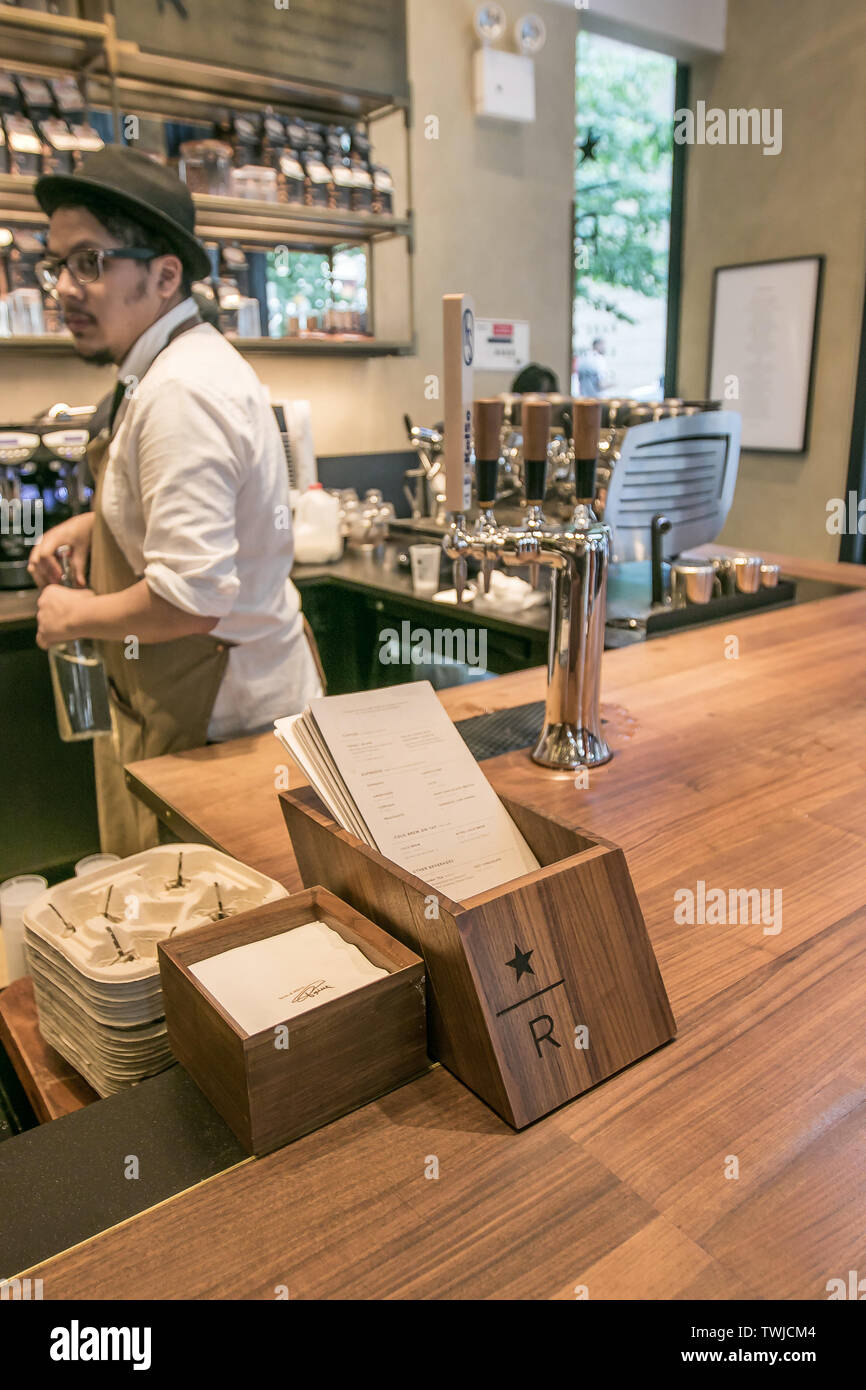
[19,577,866,1299]
[0,588,38,630]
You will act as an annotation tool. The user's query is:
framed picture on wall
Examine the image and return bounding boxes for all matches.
[707,255,824,453]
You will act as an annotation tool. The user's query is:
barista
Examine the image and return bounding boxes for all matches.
[27,147,321,856]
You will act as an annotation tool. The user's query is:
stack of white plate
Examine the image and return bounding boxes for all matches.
[22,844,288,1097]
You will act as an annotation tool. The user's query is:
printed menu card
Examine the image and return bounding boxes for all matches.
[275,681,539,899]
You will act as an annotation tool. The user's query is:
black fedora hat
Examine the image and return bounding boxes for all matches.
[35,145,211,282]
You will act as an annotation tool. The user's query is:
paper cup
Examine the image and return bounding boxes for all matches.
[75,853,122,878]
[409,544,442,595]
[1,875,48,982]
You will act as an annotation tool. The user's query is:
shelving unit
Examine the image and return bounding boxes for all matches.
[0,3,416,356]
[0,4,107,68]
[0,174,412,246]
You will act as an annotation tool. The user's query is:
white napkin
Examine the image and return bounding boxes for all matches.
[471,571,548,614]
[432,585,477,604]
[433,573,547,612]
[190,921,388,1034]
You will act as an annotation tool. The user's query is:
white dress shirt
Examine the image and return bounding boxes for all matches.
[100,297,322,740]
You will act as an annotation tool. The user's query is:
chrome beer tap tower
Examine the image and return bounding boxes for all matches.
[444,396,612,770]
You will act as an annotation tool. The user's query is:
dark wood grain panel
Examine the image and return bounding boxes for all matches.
[159,888,428,1155]
[281,787,675,1128]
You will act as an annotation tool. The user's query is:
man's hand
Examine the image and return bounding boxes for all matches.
[37,576,219,645]
[36,584,97,650]
[28,513,95,588]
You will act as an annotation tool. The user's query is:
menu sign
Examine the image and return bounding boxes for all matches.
[109,0,409,102]
[474,318,530,372]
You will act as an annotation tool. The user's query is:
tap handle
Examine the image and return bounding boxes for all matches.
[453,555,468,606]
[575,456,597,501]
[525,459,547,504]
[573,398,602,501]
[474,398,503,507]
[443,293,476,512]
[522,399,550,504]
[651,513,673,606]
[476,457,498,508]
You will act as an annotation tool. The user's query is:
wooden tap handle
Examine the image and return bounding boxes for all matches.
[474,398,504,506]
[522,398,550,503]
[573,398,602,461]
[474,398,504,461]
[522,398,551,461]
[573,397,602,500]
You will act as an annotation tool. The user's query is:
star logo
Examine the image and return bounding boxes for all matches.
[506,943,535,982]
[578,128,601,163]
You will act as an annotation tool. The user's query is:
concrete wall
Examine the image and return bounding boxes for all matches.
[677,0,866,560]
[1,0,578,458]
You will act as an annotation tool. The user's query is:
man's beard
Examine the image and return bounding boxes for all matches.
[75,346,115,367]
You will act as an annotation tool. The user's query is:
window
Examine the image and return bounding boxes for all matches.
[265,245,368,337]
[573,31,681,401]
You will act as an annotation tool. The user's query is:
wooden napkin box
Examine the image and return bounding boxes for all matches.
[280,787,676,1129]
[158,886,428,1155]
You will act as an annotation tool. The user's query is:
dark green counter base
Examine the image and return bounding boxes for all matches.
[0,627,101,881]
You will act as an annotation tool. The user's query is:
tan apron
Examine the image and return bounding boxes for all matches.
[88,314,231,857]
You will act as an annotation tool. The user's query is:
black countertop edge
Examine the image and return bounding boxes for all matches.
[0,1062,247,1280]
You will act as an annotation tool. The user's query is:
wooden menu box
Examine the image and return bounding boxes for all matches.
[280,788,676,1129]
[158,887,428,1155]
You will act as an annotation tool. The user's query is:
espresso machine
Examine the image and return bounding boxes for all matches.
[0,410,92,589]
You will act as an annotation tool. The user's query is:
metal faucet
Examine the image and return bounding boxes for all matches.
[444,398,612,770]
[403,415,448,525]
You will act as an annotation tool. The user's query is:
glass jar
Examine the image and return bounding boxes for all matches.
[8,287,44,335]
[178,139,233,196]
[279,149,306,206]
[350,154,374,214]
[372,165,395,216]
[235,296,261,339]
[331,156,354,211]
[229,165,279,202]
[302,150,334,209]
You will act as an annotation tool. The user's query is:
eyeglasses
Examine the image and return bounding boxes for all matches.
[35,246,158,296]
